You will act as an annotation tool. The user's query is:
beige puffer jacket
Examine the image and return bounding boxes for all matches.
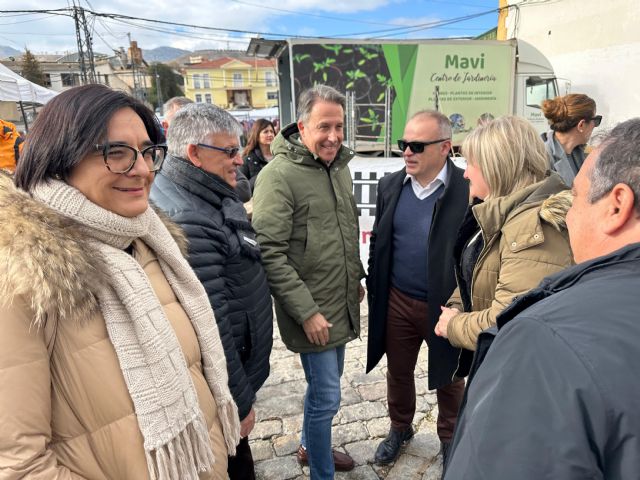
[0,176,229,479]
[446,174,574,351]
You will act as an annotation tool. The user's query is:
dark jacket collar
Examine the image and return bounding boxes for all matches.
[160,155,238,207]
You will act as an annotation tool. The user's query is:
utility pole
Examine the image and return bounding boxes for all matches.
[155,68,163,114]
[72,3,96,84]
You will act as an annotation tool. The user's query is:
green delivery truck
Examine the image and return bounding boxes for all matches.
[248,38,559,153]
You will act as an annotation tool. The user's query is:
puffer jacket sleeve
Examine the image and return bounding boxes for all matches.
[0,300,86,479]
[445,287,464,311]
[171,210,255,420]
[446,234,570,351]
[252,166,319,324]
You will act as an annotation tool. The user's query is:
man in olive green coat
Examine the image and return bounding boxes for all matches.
[252,85,364,479]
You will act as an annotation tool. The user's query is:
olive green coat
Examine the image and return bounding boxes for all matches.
[252,123,364,353]
[447,174,574,351]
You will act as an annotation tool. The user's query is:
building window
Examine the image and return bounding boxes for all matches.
[267,91,278,100]
[193,74,201,89]
[61,73,77,87]
[204,93,212,104]
[203,73,211,88]
[195,94,202,103]
[233,72,242,87]
[265,71,276,87]
[43,73,52,88]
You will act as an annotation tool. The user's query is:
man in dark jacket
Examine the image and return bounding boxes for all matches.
[445,118,640,479]
[366,110,468,465]
[150,103,273,480]
[252,85,364,479]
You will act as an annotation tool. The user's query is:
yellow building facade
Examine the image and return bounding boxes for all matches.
[182,57,278,109]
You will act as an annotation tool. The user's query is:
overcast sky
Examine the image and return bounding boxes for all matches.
[0,0,499,54]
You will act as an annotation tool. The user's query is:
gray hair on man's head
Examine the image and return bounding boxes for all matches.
[588,118,640,214]
[163,96,193,115]
[409,110,452,139]
[167,103,242,158]
[297,85,346,124]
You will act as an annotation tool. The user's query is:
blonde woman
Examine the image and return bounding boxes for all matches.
[435,116,574,375]
[541,93,600,185]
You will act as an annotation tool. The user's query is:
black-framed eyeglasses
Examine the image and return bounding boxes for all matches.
[586,115,603,127]
[397,138,450,154]
[197,143,240,159]
[95,143,167,174]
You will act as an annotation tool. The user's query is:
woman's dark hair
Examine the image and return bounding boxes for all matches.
[541,93,596,133]
[242,118,275,158]
[15,84,164,191]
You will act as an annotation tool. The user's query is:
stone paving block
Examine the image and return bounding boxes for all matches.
[273,432,301,456]
[357,381,387,402]
[336,465,380,479]
[341,384,363,407]
[282,414,303,434]
[340,401,387,423]
[249,439,275,462]
[404,432,441,461]
[421,457,443,480]
[386,453,430,480]
[251,419,282,440]
[255,455,301,480]
[257,393,304,419]
[348,370,385,386]
[366,416,390,438]
[258,380,307,400]
[343,439,379,465]
[332,422,370,445]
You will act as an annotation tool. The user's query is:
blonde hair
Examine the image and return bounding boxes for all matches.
[541,94,596,132]
[461,116,548,199]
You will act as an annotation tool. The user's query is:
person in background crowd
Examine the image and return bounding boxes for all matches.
[252,85,365,479]
[239,118,276,192]
[444,118,640,479]
[0,118,24,172]
[541,93,600,185]
[150,103,273,480]
[162,96,251,202]
[0,84,239,479]
[366,110,468,466]
[435,115,574,380]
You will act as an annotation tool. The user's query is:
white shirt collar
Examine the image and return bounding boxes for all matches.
[403,161,449,200]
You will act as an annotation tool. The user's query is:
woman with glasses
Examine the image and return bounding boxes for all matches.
[541,93,600,185]
[434,116,574,377]
[0,84,240,479]
[239,118,276,193]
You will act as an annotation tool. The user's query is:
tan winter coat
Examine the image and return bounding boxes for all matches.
[0,176,228,479]
[447,174,574,351]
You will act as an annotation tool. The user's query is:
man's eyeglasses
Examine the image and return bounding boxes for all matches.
[197,143,240,159]
[397,138,450,154]
[95,143,167,174]
[587,115,603,127]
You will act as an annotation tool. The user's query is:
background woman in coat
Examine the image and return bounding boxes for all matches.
[239,118,275,192]
[434,116,574,367]
[0,84,240,479]
[541,93,600,185]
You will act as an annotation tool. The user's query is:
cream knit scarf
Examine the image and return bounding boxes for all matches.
[32,180,240,480]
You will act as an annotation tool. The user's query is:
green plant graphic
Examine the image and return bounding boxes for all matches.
[345,69,367,89]
[313,58,337,82]
[293,53,311,63]
[361,108,382,134]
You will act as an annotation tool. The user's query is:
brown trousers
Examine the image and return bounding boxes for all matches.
[386,287,465,443]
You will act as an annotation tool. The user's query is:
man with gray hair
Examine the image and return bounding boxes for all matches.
[160,96,251,202]
[252,85,365,478]
[444,118,640,479]
[150,103,273,480]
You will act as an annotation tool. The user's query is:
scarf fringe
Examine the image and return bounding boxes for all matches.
[146,418,216,480]
[218,399,241,456]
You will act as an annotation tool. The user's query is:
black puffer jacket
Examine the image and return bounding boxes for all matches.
[239,147,269,192]
[150,155,273,420]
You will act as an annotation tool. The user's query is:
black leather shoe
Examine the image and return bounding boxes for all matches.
[374,426,414,465]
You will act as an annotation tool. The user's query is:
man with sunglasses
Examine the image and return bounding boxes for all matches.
[150,103,273,480]
[366,110,469,466]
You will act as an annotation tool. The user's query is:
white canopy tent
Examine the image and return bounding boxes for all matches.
[0,63,58,104]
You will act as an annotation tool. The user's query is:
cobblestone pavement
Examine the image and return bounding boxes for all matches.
[250,302,445,480]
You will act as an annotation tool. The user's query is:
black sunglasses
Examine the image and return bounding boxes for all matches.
[397,138,450,154]
[587,115,602,127]
[197,143,240,158]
